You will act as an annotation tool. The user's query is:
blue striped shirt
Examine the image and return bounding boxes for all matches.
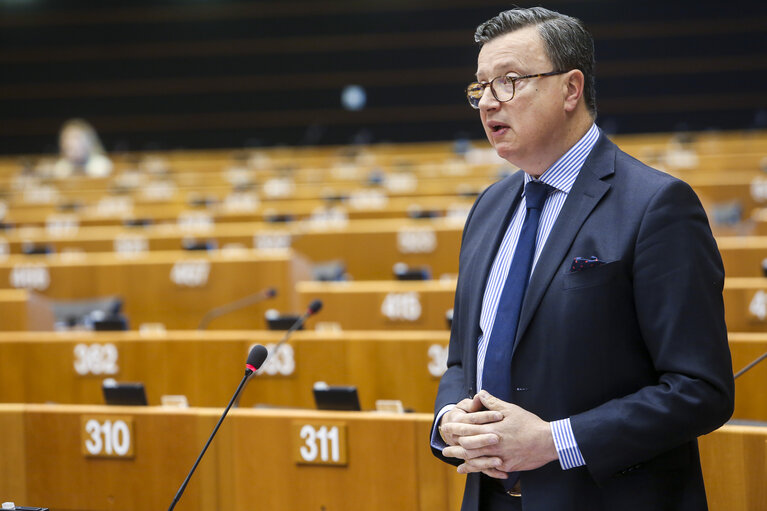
[477,123,599,470]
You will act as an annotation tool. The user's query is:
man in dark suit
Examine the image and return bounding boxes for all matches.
[431,7,735,511]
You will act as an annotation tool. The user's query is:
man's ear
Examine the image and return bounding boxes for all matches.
[563,69,585,112]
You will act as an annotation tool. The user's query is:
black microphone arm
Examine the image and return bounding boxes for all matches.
[167,344,269,511]
[263,299,323,366]
[734,350,767,379]
[197,287,277,330]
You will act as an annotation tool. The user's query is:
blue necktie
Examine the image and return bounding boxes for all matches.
[482,180,551,402]
[482,180,550,493]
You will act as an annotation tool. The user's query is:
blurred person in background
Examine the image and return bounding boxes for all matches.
[52,118,113,178]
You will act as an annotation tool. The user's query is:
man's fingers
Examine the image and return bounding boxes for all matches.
[442,445,468,460]
[439,422,485,437]
[477,390,506,411]
[457,433,499,450]
[455,397,481,413]
[460,411,503,424]
[481,468,509,479]
[456,456,503,474]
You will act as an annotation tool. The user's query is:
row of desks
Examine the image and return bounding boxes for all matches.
[8,269,767,333]
[0,250,311,330]
[7,220,767,285]
[0,218,465,280]
[1,194,476,227]
[0,404,763,511]
[4,169,767,221]
[0,330,763,421]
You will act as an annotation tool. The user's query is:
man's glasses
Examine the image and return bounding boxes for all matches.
[466,70,568,109]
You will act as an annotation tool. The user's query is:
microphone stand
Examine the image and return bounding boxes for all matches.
[198,288,276,330]
[167,366,256,511]
[734,350,767,379]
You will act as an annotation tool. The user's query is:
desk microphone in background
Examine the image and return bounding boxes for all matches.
[262,299,323,366]
[197,287,277,329]
[167,344,268,511]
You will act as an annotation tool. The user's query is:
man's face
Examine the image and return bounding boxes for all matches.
[476,26,568,173]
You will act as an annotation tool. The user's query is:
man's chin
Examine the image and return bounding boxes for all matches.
[492,144,517,165]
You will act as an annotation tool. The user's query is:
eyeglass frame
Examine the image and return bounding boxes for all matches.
[465,70,569,109]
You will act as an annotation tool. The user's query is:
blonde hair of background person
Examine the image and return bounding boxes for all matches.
[53,118,113,178]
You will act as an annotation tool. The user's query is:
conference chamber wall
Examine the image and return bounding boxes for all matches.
[1,0,765,154]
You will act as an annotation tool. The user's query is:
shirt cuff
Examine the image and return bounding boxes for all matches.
[550,418,586,470]
[430,404,455,450]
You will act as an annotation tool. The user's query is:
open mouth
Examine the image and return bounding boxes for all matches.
[489,122,509,134]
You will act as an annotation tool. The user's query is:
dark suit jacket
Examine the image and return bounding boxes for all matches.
[432,132,735,511]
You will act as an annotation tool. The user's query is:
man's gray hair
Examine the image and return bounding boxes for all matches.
[475,7,596,117]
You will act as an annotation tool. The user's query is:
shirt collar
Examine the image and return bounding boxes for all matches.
[523,123,600,194]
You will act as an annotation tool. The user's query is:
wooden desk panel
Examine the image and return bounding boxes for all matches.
[0,330,450,413]
[723,278,767,332]
[700,425,767,511]
[0,404,465,511]
[0,218,464,281]
[297,280,456,330]
[0,404,763,511]
[0,250,307,329]
[729,334,767,422]
[718,237,767,277]
[2,194,475,228]
[0,289,54,331]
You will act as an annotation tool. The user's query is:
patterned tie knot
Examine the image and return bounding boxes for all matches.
[524,180,551,211]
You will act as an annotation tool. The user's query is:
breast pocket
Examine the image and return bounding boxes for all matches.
[563,260,621,290]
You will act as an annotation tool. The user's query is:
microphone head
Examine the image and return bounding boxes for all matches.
[307,299,323,315]
[246,344,269,372]
[266,287,278,298]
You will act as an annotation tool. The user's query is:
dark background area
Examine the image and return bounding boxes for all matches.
[1,0,766,155]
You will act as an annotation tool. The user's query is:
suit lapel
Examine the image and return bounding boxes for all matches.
[464,173,524,386]
[512,135,616,355]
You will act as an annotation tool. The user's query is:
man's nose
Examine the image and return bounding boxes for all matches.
[478,86,499,111]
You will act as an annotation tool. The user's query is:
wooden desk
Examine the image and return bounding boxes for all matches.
[0,250,309,329]
[700,424,767,511]
[297,280,457,330]
[0,404,465,511]
[0,218,465,281]
[729,333,767,422]
[1,330,762,421]
[718,237,767,277]
[0,289,54,331]
[723,278,767,332]
[2,194,475,228]
[0,330,450,413]
[0,404,762,511]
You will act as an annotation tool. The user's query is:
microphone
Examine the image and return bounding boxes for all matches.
[262,299,323,368]
[167,344,268,511]
[734,350,767,379]
[197,287,277,329]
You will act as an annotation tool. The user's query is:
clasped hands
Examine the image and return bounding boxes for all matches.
[439,390,558,478]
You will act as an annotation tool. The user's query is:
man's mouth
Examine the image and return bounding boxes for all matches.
[488,122,509,134]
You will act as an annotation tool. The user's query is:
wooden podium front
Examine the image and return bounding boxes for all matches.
[0,404,465,511]
[1,404,763,511]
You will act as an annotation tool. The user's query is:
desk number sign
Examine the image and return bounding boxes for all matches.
[81,416,134,459]
[292,422,348,466]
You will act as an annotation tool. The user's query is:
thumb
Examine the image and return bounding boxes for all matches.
[478,390,507,411]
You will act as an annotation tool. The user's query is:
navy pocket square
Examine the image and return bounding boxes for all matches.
[569,256,604,272]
